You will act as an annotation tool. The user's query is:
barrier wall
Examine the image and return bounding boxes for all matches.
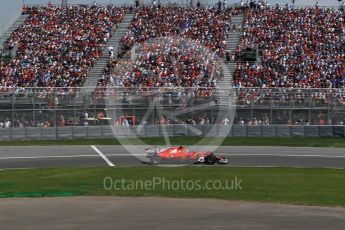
[0,125,344,141]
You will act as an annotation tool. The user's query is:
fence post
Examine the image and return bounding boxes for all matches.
[72,126,74,140]
[11,93,15,131]
[54,91,57,140]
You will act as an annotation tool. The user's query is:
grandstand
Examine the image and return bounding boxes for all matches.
[0,1,344,135]
[234,7,344,88]
[77,12,135,104]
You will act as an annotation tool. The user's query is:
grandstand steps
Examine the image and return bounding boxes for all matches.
[217,14,243,114]
[231,13,244,24]
[0,15,29,50]
[75,13,135,105]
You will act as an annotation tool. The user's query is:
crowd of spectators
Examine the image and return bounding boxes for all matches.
[1,3,345,128]
[96,37,222,97]
[1,4,344,91]
[120,6,237,56]
[237,117,270,126]
[0,5,125,88]
[235,88,345,107]
[95,6,241,97]
[235,117,345,126]
[234,7,345,88]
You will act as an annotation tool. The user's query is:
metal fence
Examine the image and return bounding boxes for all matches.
[0,87,344,128]
[0,125,344,141]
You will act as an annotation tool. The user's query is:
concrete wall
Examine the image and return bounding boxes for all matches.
[0,125,344,141]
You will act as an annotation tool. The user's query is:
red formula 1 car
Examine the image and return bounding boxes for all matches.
[145,146,228,165]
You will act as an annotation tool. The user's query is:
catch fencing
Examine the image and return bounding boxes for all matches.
[1,87,345,127]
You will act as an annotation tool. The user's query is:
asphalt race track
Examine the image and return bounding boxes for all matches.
[0,145,345,169]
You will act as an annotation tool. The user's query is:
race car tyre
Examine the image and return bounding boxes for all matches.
[205,154,217,164]
[150,157,161,164]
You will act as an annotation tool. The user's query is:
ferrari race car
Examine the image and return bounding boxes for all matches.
[145,146,228,165]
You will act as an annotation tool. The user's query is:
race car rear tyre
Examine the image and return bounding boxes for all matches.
[205,154,217,164]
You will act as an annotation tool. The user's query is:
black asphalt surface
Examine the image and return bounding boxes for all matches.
[0,145,345,169]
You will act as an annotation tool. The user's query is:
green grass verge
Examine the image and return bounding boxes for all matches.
[0,137,344,147]
[1,167,345,207]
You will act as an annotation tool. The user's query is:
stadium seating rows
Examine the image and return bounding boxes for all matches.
[95,6,238,94]
[120,6,234,55]
[0,5,125,88]
[0,5,344,91]
[97,37,222,91]
[233,7,345,88]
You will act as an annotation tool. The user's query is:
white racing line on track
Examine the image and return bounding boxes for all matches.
[0,153,345,161]
[90,145,115,167]
[1,166,344,171]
